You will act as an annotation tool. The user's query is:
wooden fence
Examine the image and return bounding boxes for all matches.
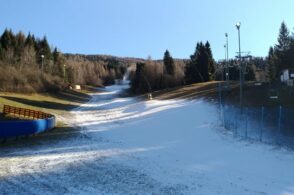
[3,105,54,119]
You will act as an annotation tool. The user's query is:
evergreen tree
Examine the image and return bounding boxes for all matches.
[185,41,215,84]
[52,47,65,77]
[163,50,175,75]
[0,29,15,50]
[35,36,52,70]
[197,42,209,81]
[276,22,291,52]
[185,43,204,84]
[25,33,36,47]
[0,43,2,60]
[267,47,277,82]
[14,31,26,61]
[53,47,59,64]
[289,31,294,69]
[275,22,291,72]
[132,62,145,92]
[204,41,215,80]
[36,36,52,59]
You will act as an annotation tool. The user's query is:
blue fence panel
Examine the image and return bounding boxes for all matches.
[262,107,279,144]
[0,117,55,139]
[279,108,294,148]
[244,107,260,140]
[221,103,294,148]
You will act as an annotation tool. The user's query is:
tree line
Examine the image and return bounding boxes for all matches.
[267,22,294,82]
[130,41,215,93]
[130,21,294,95]
[0,29,125,93]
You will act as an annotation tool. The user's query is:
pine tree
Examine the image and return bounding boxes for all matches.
[0,43,2,60]
[0,29,15,50]
[197,42,209,81]
[185,43,204,84]
[275,22,291,72]
[132,62,145,92]
[52,47,59,64]
[163,50,175,75]
[204,41,215,80]
[0,29,16,62]
[52,47,65,77]
[276,22,291,52]
[35,36,52,70]
[185,41,215,84]
[25,33,36,47]
[267,47,277,82]
[289,30,294,69]
[14,31,26,62]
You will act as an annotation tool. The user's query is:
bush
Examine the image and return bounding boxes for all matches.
[0,65,64,93]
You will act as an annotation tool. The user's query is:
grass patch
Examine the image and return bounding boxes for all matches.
[0,89,91,119]
[150,80,294,108]
[152,81,221,100]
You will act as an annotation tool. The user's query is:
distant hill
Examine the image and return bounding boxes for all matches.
[64,53,188,66]
[64,53,146,67]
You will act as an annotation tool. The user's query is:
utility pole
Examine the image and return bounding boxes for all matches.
[223,44,226,81]
[225,33,229,82]
[236,22,243,110]
[41,55,45,72]
[63,64,66,82]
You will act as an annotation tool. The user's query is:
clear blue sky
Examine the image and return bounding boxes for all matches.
[1,0,294,60]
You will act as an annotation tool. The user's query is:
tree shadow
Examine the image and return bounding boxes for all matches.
[50,89,91,103]
[0,126,82,152]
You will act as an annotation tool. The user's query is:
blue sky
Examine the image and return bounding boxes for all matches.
[1,0,294,60]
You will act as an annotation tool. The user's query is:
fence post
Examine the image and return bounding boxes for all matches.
[218,83,224,126]
[278,106,282,132]
[223,104,226,129]
[245,108,248,139]
[260,107,264,142]
[277,106,282,145]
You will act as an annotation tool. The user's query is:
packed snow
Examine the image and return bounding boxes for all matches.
[1,81,294,194]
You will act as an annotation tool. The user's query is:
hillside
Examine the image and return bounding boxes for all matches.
[64,53,146,66]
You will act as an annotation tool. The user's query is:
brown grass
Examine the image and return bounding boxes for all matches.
[150,81,294,108]
[0,89,91,121]
[152,81,221,100]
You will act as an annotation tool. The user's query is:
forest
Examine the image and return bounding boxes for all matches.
[0,29,126,93]
[1,22,292,94]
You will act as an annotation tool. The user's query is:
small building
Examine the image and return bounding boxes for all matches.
[255,68,267,82]
[280,69,294,87]
[74,85,81,90]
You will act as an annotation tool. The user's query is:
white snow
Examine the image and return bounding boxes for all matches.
[1,81,294,194]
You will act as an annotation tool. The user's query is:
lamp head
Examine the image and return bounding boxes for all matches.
[236,22,241,29]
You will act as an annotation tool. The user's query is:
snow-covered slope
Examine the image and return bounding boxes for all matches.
[1,82,294,194]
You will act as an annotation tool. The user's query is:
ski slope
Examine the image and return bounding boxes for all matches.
[1,81,294,194]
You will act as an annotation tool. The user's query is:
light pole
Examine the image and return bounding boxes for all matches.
[236,22,243,110]
[225,33,229,82]
[41,55,44,72]
[63,64,66,82]
[223,44,226,81]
